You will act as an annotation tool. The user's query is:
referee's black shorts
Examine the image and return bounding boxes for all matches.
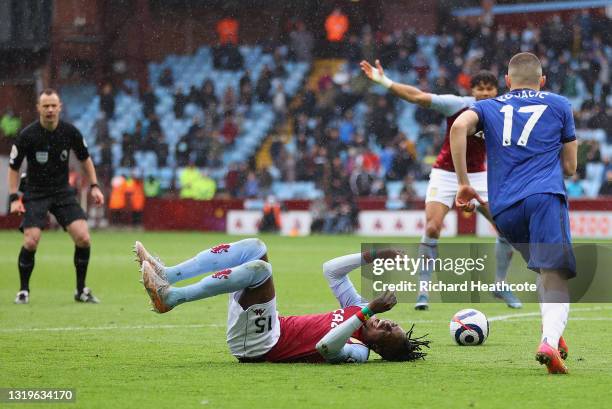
[20,187,87,232]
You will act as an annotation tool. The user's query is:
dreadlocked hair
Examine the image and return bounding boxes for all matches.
[382,324,431,362]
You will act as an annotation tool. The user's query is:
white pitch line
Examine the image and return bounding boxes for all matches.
[489,305,612,322]
[0,323,223,333]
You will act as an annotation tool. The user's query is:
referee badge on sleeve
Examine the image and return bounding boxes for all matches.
[36,151,49,164]
[9,145,17,164]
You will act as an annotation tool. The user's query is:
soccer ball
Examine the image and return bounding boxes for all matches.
[450,309,489,346]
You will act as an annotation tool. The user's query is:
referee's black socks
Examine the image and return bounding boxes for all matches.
[74,246,91,293]
[18,247,36,292]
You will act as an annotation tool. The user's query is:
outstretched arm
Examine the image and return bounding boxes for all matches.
[323,253,367,309]
[316,291,397,363]
[323,249,402,308]
[360,59,431,107]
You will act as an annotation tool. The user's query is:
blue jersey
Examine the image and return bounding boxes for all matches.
[470,89,576,216]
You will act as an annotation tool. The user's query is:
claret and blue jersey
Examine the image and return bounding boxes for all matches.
[470,89,576,217]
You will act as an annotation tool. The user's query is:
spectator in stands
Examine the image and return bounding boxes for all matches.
[561,68,579,98]
[109,174,127,225]
[338,109,355,145]
[100,83,115,120]
[145,113,162,137]
[272,83,287,119]
[225,163,246,197]
[180,165,216,200]
[566,174,585,198]
[323,198,356,234]
[269,133,284,167]
[140,128,167,167]
[142,85,158,117]
[174,88,188,118]
[317,67,333,92]
[259,196,282,233]
[0,108,21,138]
[95,138,113,187]
[175,132,192,167]
[144,175,162,198]
[255,65,272,103]
[244,171,260,198]
[289,20,314,62]
[199,79,219,110]
[216,12,239,45]
[309,198,327,233]
[273,47,288,79]
[599,170,612,196]
[433,74,458,95]
[349,163,374,197]
[213,42,244,71]
[222,86,237,113]
[360,30,376,66]
[387,138,419,181]
[324,127,344,161]
[239,80,253,109]
[190,128,210,167]
[345,34,362,66]
[159,68,174,87]
[220,111,239,145]
[125,173,146,225]
[395,48,412,74]
[207,131,225,168]
[324,7,349,56]
[400,175,418,208]
[120,132,135,167]
[368,95,397,146]
[379,34,398,67]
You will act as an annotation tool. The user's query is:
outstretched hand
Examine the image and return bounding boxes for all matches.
[368,290,397,314]
[360,59,386,84]
[455,185,485,212]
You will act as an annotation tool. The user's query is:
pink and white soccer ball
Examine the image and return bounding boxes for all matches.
[450,309,489,346]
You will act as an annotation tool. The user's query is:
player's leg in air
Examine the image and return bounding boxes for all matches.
[494,194,573,374]
[136,238,283,361]
[476,205,522,309]
[134,238,272,313]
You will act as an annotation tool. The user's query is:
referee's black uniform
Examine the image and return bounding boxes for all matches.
[9,119,99,303]
[9,120,89,230]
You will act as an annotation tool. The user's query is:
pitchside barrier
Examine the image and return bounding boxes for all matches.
[1,197,611,238]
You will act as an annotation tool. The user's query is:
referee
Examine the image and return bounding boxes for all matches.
[8,88,105,304]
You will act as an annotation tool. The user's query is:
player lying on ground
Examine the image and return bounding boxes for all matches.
[450,52,575,374]
[135,238,429,363]
[360,60,520,310]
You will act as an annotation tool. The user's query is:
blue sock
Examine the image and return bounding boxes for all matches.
[495,237,513,283]
[165,238,267,284]
[418,235,438,296]
[165,259,272,307]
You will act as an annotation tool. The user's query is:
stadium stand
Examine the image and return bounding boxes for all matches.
[61,10,610,203]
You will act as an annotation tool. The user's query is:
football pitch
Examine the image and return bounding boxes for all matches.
[1,231,611,409]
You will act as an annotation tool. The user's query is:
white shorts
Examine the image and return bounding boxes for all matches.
[425,168,488,208]
[226,292,281,359]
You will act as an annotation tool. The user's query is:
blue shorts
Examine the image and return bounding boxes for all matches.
[494,193,576,278]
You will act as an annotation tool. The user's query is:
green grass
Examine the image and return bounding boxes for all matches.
[1,231,611,409]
